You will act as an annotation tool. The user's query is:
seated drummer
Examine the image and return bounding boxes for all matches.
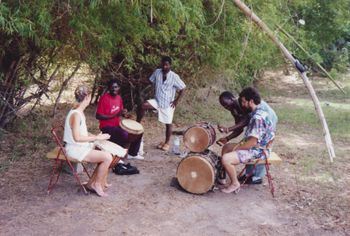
[218,91,263,184]
[96,79,144,160]
[64,85,112,197]
[221,87,277,193]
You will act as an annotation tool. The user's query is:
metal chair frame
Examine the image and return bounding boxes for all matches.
[47,125,91,195]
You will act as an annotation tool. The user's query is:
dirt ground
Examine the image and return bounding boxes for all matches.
[0,70,349,235]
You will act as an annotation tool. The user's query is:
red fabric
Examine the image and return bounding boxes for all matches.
[96,93,124,129]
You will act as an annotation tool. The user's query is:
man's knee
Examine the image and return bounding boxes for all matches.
[222,143,231,155]
[222,152,239,166]
[222,152,233,165]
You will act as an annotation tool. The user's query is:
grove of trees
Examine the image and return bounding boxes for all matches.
[0,0,349,128]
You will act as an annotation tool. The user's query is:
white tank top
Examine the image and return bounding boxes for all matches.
[63,109,90,147]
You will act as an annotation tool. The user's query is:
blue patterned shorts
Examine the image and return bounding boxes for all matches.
[236,149,267,163]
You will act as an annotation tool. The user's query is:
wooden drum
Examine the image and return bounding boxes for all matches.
[94,140,127,157]
[183,122,216,153]
[176,150,220,194]
[120,119,144,142]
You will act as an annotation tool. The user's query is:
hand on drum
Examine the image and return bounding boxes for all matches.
[218,125,229,133]
[216,137,228,146]
[122,109,131,118]
[96,133,111,141]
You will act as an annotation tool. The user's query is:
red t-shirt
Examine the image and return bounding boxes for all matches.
[96,93,124,129]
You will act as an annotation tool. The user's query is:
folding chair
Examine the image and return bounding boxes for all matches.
[47,125,91,195]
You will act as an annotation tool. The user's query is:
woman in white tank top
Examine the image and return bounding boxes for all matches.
[63,85,112,197]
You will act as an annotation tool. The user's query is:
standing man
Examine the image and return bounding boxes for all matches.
[96,79,144,160]
[218,91,277,184]
[221,87,277,193]
[137,56,186,151]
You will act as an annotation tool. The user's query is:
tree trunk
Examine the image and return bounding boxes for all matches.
[52,63,81,117]
[30,64,61,113]
[90,71,100,105]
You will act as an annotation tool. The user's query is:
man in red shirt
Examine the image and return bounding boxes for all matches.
[96,79,144,160]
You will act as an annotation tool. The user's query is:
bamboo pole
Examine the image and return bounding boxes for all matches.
[233,0,336,162]
[277,25,345,94]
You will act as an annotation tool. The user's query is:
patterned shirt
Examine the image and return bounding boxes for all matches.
[256,100,278,130]
[149,69,186,108]
[244,102,277,159]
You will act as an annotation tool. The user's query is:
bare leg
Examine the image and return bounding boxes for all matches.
[137,101,154,122]
[83,150,112,197]
[165,124,172,145]
[103,170,112,189]
[221,143,238,156]
[221,151,241,193]
[217,143,238,184]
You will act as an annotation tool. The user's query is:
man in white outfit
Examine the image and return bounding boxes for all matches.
[137,56,186,151]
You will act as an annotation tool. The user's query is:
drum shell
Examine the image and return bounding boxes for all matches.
[176,150,219,194]
[127,133,142,142]
[119,119,144,142]
[183,122,216,153]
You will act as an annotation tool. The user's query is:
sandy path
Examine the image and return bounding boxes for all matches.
[0,118,333,236]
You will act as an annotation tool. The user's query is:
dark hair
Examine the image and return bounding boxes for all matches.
[74,85,89,103]
[239,87,261,105]
[219,91,235,101]
[161,56,172,64]
[107,78,119,89]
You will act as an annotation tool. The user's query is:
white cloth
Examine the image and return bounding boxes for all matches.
[149,69,186,108]
[147,99,175,124]
[63,109,93,162]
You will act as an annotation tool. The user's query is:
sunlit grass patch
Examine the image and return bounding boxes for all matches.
[274,100,350,140]
[174,88,233,126]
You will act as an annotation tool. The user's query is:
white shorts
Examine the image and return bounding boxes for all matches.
[147,99,175,124]
[65,143,94,162]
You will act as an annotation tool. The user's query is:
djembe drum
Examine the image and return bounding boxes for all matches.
[120,119,144,142]
[176,150,221,194]
[94,140,128,168]
[183,122,216,153]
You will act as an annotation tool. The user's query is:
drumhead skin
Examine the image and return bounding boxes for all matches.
[176,155,215,194]
[94,140,127,157]
[183,127,210,153]
[120,119,144,134]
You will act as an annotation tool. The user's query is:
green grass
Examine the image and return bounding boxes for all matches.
[273,100,350,141]
[174,88,233,126]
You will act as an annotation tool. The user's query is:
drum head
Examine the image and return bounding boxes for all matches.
[94,140,127,157]
[120,119,144,134]
[176,155,215,194]
[183,127,210,153]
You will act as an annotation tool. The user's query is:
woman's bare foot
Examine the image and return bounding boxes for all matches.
[84,183,96,193]
[90,183,107,197]
[221,183,240,194]
[103,183,112,191]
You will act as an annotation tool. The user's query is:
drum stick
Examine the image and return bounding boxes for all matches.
[216,140,224,146]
